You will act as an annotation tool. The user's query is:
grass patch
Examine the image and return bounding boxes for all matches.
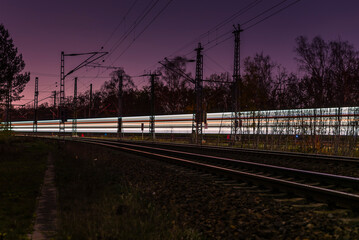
[55,145,203,240]
[0,130,14,145]
[0,137,49,239]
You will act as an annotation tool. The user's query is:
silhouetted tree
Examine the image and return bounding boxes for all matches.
[241,53,277,110]
[328,39,359,106]
[99,68,135,116]
[278,72,303,109]
[0,24,30,104]
[204,73,231,112]
[158,56,193,114]
[295,36,359,107]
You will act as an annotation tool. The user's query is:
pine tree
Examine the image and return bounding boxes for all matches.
[0,24,30,105]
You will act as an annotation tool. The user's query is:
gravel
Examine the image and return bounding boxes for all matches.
[68,142,359,239]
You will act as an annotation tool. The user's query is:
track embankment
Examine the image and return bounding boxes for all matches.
[60,139,359,239]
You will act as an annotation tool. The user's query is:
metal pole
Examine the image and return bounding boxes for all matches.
[195,42,204,144]
[72,77,78,137]
[89,83,93,118]
[231,24,243,144]
[57,51,108,136]
[53,91,57,108]
[53,91,57,119]
[139,72,159,140]
[117,74,123,139]
[33,77,39,135]
[5,77,12,131]
[59,51,65,135]
[150,73,156,140]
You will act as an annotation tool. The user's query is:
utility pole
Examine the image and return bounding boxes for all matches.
[140,72,160,140]
[85,64,124,134]
[89,83,93,118]
[33,77,39,135]
[194,42,204,144]
[53,91,57,108]
[72,77,78,136]
[60,51,65,134]
[149,73,160,140]
[231,24,243,144]
[149,72,161,140]
[5,77,12,131]
[117,74,123,139]
[52,91,57,120]
[58,51,108,135]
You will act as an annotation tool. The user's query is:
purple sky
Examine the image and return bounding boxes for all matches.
[1,0,359,106]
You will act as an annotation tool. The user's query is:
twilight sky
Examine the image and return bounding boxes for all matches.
[1,0,359,106]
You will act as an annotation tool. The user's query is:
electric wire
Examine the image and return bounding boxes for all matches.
[21,94,54,107]
[203,0,302,53]
[79,0,255,90]
[73,0,161,83]
[101,0,139,49]
[76,0,164,89]
[168,0,262,58]
[244,0,301,30]
[99,0,256,81]
[26,0,301,107]
[203,1,291,51]
[204,53,231,73]
[241,0,289,26]
[106,0,161,59]
[110,0,174,66]
[86,0,173,86]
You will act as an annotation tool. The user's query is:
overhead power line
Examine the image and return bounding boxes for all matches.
[241,0,290,26]
[80,0,165,83]
[202,0,302,53]
[244,0,302,30]
[169,0,263,58]
[21,94,54,107]
[106,0,161,60]
[74,1,259,90]
[31,72,112,79]
[43,0,301,100]
[110,0,174,66]
[101,0,139,49]
[204,53,231,73]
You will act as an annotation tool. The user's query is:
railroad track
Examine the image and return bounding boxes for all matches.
[83,138,359,177]
[72,138,359,210]
[122,138,359,164]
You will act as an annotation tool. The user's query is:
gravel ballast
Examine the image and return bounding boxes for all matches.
[66,142,359,239]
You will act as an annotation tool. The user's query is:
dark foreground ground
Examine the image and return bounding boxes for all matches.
[1,137,359,239]
[0,137,48,239]
[62,141,359,239]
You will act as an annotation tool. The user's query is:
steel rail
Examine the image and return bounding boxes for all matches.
[75,138,359,209]
[95,138,359,165]
[82,138,359,186]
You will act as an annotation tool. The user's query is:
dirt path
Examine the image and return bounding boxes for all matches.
[29,152,57,239]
